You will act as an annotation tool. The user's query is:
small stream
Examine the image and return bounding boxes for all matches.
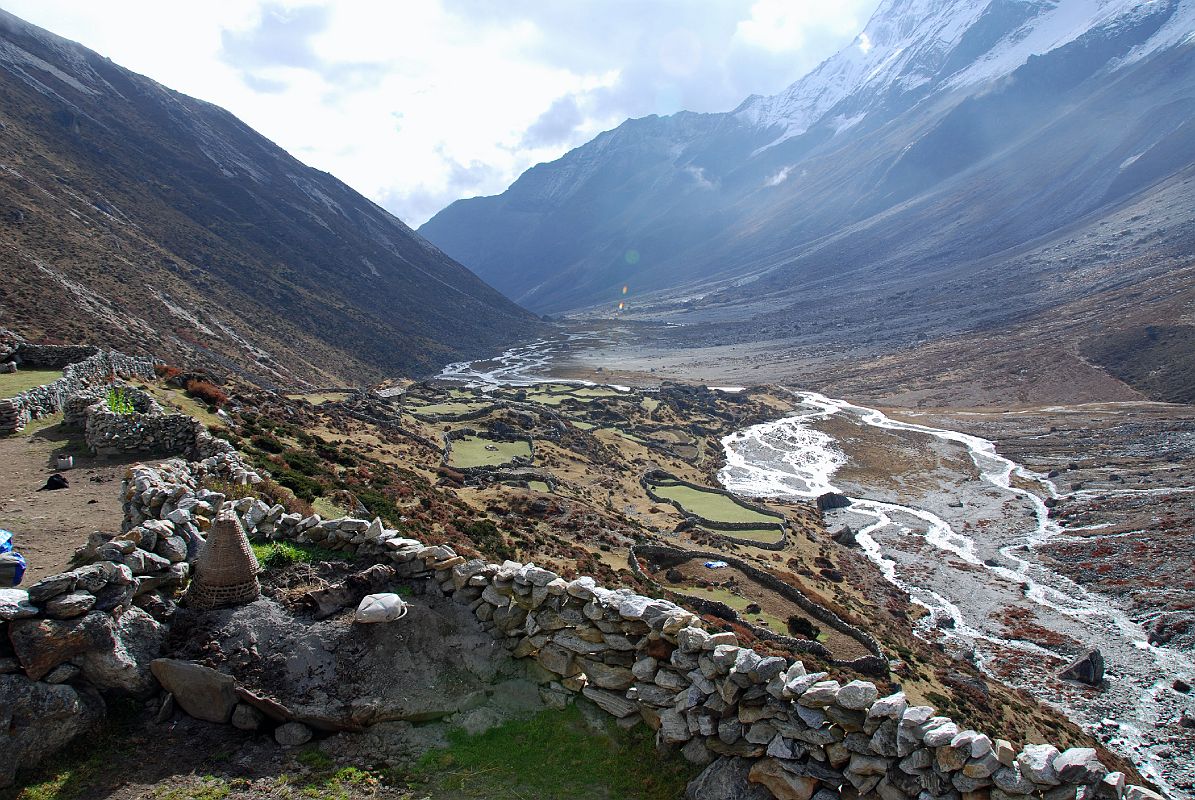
[439,343,1193,797]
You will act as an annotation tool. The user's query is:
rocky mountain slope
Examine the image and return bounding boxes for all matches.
[420,0,1195,393]
[0,10,539,387]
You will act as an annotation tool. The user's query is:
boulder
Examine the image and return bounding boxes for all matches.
[816,492,851,512]
[687,757,775,800]
[231,702,266,731]
[44,591,97,619]
[78,607,165,694]
[9,612,116,680]
[150,658,238,723]
[0,674,105,787]
[274,721,313,747]
[1017,743,1061,786]
[1053,748,1107,784]
[749,758,819,800]
[0,589,37,621]
[1059,649,1104,686]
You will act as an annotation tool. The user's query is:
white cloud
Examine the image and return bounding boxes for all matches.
[5,0,878,226]
[764,165,794,186]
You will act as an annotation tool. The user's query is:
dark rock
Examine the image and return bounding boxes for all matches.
[686,757,774,800]
[1059,648,1105,686]
[0,674,104,788]
[816,493,851,512]
[832,526,857,546]
[35,473,69,491]
[1174,679,1192,694]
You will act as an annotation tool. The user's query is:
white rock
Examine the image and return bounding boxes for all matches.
[354,593,409,624]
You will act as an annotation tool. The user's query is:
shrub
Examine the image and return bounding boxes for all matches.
[250,434,285,454]
[105,387,136,414]
[154,363,182,380]
[184,378,228,407]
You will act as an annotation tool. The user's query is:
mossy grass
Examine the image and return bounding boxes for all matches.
[404,704,696,799]
[251,540,348,569]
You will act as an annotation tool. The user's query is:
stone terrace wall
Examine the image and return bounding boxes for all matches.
[106,450,1158,800]
[629,544,887,675]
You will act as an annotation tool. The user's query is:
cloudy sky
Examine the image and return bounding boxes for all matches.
[7,0,879,226]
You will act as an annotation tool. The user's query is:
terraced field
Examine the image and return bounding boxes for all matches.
[449,436,532,469]
[648,480,779,526]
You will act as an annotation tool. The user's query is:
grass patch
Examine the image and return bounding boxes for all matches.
[0,369,64,399]
[251,540,348,569]
[286,392,353,405]
[700,525,785,545]
[311,496,349,520]
[527,480,551,493]
[649,481,779,525]
[447,436,531,469]
[406,705,695,800]
[407,401,490,416]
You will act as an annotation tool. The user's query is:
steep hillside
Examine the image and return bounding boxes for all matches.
[0,10,539,387]
[420,0,1195,372]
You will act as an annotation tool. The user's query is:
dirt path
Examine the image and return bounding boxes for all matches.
[0,416,155,584]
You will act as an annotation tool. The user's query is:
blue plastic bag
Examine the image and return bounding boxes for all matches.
[0,529,12,554]
[0,551,25,586]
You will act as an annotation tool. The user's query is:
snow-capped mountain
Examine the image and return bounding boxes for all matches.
[420,0,1195,333]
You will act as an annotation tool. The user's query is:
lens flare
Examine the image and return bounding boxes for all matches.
[618,301,625,311]
[622,285,628,295]
[624,250,640,265]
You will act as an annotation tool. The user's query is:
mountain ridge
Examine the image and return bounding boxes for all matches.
[419,0,1195,366]
[0,9,539,386]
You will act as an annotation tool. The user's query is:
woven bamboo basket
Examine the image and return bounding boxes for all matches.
[184,509,261,609]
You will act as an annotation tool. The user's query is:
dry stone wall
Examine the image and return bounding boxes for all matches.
[110,448,1161,800]
[81,387,199,457]
[1,348,156,433]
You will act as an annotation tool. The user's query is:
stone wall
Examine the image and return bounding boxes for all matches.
[642,470,789,551]
[1,349,156,433]
[0,439,1165,800]
[14,343,101,369]
[111,449,1156,800]
[629,545,886,674]
[82,386,199,457]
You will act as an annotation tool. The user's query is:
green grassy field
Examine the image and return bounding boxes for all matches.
[527,480,551,493]
[702,525,784,544]
[649,481,778,525]
[0,369,63,399]
[448,436,531,469]
[408,705,695,800]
